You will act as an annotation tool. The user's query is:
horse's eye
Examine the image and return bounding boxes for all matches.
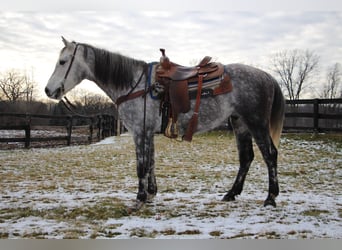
[59,60,66,65]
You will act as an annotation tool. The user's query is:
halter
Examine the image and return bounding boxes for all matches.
[61,42,79,93]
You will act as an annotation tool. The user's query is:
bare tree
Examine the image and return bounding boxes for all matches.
[271,49,320,100]
[65,87,116,115]
[321,63,341,99]
[0,69,37,102]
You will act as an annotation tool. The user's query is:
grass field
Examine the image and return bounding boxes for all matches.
[0,132,341,238]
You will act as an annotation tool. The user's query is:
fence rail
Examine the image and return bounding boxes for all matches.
[0,113,117,148]
[284,98,342,132]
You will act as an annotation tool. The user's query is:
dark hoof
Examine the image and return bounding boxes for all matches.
[137,192,147,203]
[222,193,236,201]
[264,197,276,207]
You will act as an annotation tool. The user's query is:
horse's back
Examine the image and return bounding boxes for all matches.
[226,63,280,118]
[226,63,278,92]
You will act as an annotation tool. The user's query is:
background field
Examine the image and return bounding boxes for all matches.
[0,132,341,238]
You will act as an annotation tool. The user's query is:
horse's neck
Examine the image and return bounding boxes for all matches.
[85,51,146,102]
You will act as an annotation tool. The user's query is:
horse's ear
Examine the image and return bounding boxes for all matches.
[61,36,69,46]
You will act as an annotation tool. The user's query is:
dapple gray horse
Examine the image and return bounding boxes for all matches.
[45,37,285,208]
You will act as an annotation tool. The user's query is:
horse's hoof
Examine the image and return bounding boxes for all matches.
[264,198,276,207]
[146,193,156,203]
[222,193,235,201]
[127,200,145,214]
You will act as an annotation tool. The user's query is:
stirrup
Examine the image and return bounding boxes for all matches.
[165,118,178,139]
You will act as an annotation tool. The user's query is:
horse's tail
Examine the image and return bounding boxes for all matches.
[270,81,285,148]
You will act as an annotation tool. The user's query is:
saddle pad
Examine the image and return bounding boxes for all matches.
[188,74,233,99]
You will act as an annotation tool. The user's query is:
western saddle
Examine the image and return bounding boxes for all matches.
[156,49,233,141]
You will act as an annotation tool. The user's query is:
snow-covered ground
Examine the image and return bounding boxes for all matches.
[0,133,341,238]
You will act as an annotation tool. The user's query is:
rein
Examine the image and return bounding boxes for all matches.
[60,96,87,117]
[115,63,153,106]
[60,96,101,117]
[114,63,151,184]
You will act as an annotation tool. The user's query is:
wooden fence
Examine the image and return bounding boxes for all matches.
[0,113,118,148]
[1,98,341,148]
[284,98,342,132]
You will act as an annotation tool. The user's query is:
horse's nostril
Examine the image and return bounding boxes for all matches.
[45,87,51,96]
[45,87,62,98]
[55,87,62,97]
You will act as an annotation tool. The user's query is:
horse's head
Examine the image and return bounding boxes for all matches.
[45,36,90,100]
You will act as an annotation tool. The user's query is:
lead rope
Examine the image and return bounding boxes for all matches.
[142,72,148,178]
[60,96,106,117]
[61,96,89,117]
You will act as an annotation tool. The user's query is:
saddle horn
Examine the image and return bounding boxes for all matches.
[160,48,171,70]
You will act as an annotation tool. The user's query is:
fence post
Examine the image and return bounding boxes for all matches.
[103,115,109,138]
[97,115,102,141]
[89,117,94,144]
[67,116,73,146]
[313,98,319,133]
[110,116,115,136]
[24,125,31,148]
[24,115,31,148]
[116,118,121,136]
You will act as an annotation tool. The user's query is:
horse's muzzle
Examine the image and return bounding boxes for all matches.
[45,86,63,99]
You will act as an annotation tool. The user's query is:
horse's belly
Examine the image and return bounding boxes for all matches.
[178,95,233,134]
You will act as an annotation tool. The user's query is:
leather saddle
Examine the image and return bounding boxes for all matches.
[156,49,232,141]
[157,53,221,81]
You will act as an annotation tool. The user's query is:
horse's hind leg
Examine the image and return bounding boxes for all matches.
[223,117,254,202]
[253,130,279,207]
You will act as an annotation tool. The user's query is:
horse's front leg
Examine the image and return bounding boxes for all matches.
[147,140,157,201]
[133,132,157,208]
